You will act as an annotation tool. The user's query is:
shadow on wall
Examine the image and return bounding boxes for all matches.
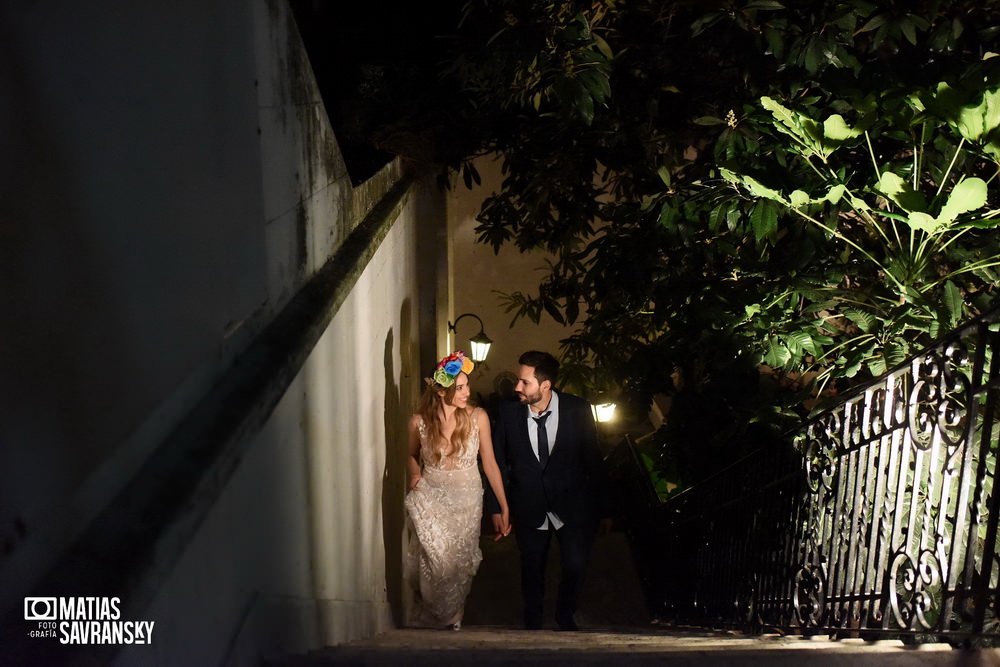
[382,297,412,626]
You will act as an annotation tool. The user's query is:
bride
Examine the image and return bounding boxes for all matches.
[404,350,511,629]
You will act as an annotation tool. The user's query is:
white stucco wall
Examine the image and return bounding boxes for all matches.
[1,1,434,664]
[115,188,427,665]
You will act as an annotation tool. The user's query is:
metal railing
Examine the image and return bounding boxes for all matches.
[631,310,1000,643]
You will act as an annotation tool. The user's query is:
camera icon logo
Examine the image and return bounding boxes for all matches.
[24,597,57,621]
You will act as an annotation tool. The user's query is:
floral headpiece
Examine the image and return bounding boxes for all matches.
[428,350,475,388]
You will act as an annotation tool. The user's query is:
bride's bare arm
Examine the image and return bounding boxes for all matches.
[476,408,511,539]
[407,414,423,490]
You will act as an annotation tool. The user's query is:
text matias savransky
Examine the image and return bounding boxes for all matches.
[24,596,155,645]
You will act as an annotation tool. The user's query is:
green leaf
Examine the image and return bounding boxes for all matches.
[855,311,878,334]
[764,337,792,367]
[927,317,941,340]
[780,333,803,355]
[923,84,1000,144]
[868,355,887,377]
[785,329,819,357]
[722,169,788,205]
[872,22,889,49]
[955,209,1000,229]
[578,69,610,102]
[825,184,846,204]
[787,184,846,209]
[719,167,739,183]
[804,37,820,74]
[708,201,730,231]
[763,26,785,58]
[823,114,861,142]
[957,104,985,140]
[858,15,887,33]
[842,355,863,378]
[844,188,870,211]
[842,308,877,333]
[875,171,927,213]
[898,284,924,304]
[789,190,811,208]
[937,177,988,225]
[942,280,964,326]
[760,96,825,156]
[659,202,679,229]
[906,211,941,234]
[900,18,918,45]
[657,165,672,186]
[955,88,1000,142]
[812,333,835,347]
[592,33,613,60]
[750,201,779,241]
[982,88,1000,136]
[884,339,909,369]
[726,203,742,231]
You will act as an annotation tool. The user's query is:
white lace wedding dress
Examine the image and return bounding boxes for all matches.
[404,417,484,628]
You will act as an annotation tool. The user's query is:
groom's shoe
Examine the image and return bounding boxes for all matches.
[556,615,579,631]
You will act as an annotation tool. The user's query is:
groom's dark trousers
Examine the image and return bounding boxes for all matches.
[514,512,595,628]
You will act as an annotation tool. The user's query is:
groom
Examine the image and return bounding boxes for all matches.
[485,350,612,630]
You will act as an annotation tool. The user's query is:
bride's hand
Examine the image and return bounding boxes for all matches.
[491,512,507,541]
[409,474,422,491]
[492,510,512,541]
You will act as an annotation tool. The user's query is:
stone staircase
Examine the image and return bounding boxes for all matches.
[274,625,984,666]
[270,531,998,665]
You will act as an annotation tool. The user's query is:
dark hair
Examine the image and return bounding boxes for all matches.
[519,350,559,386]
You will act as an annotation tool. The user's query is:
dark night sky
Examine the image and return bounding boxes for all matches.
[290,1,466,183]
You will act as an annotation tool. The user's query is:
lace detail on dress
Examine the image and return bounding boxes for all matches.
[404,412,484,627]
[417,418,480,471]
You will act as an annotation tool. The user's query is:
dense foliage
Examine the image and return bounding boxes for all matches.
[426,1,1000,485]
[306,1,1000,487]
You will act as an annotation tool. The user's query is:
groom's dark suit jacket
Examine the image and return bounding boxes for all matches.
[485,391,611,531]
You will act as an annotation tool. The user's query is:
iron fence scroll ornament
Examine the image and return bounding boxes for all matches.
[648,310,1000,643]
[793,559,826,627]
[889,548,945,631]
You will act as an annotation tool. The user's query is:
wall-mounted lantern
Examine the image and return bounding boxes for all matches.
[448,312,493,362]
[591,402,617,423]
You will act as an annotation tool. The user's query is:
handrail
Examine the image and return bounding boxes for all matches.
[636,307,1000,644]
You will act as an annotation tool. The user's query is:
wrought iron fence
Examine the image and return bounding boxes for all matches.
[630,310,1000,644]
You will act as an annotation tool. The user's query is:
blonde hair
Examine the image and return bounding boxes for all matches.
[416,378,474,466]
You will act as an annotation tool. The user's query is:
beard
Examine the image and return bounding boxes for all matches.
[517,389,542,406]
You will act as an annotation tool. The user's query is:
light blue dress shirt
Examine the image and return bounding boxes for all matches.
[527,391,563,530]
